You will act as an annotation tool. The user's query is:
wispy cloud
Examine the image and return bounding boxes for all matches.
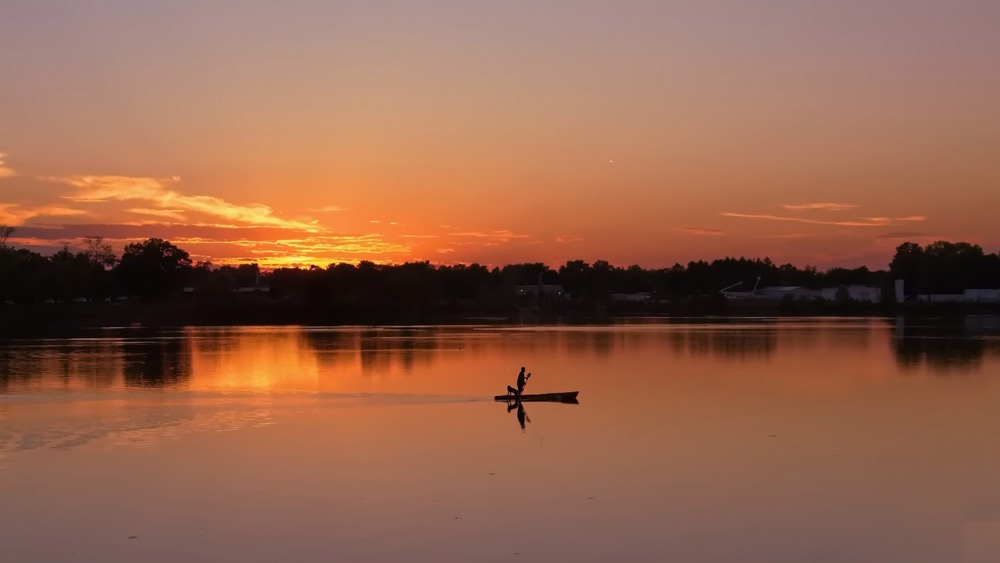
[0,203,87,225]
[315,205,345,212]
[48,175,318,231]
[0,153,14,178]
[436,248,455,254]
[678,227,724,236]
[722,212,924,227]
[128,208,188,221]
[453,230,529,242]
[781,203,858,211]
[555,236,584,243]
[876,231,930,239]
[862,216,926,223]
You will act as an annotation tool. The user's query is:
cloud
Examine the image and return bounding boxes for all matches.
[47,175,318,231]
[876,231,930,239]
[128,208,189,221]
[12,222,415,268]
[722,212,923,227]
[453,230,529,242]
[435,248,455,254]
[781,203,858,211]
[0,153,14,178]
[678,228,724,236]
[0,203,88,225]
[862,216,926,223]
[11,223,317,241]
[315,205,345,212]
[555,236,584,243]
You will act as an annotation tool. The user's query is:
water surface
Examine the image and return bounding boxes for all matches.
[3,318,1000,562]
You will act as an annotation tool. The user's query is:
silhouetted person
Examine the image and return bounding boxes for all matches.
[516,367,530,397]
[508,400,530,430]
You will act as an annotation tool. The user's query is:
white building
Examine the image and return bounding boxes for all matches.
[964,289,1000,303]
[723,285,881,303]
[897,278,1000,303]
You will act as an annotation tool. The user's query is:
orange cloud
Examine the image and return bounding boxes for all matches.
[781,203,858,211]
[128,208,188,221]
[722,212,924,227]
[0,203,87,225]
[168,233,413,268]
[49,175,318,231]
[454,230,529,242]
[0,153,14,178]
[862,216,926,223]
[678,228,724,236]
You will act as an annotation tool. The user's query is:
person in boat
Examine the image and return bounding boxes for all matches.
[516,367,530,397]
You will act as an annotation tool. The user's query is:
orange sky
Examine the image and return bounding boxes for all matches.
[1,2,998,270]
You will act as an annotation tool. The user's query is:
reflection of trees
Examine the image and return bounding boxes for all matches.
[590,331,615,357]
[302,330,353,371]
[306,328,444,375]
[0,340,124,392]
[893,318,987,373]
[683,329,776,361]
[123,338,193,387]
[0,336,192,392]
[0,349,26,392]
[560,329,618,359]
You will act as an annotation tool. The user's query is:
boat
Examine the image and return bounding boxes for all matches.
[493,391,579,403]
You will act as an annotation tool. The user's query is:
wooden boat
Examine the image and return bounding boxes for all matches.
[493,391,579,403]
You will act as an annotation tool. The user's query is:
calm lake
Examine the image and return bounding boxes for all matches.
[3,317,1000,562]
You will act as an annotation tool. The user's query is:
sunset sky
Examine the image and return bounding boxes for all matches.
[1,1,998,270]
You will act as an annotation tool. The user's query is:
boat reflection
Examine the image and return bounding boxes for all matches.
[508,400,530,429]
[497,392,580,431]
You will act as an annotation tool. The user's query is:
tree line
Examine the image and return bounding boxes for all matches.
[2,226,999,316]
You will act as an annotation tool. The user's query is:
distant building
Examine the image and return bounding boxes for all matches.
[896,280,1000,303]
[915,290,1000,303]
[723,284,881,303]
[964,289,1000,303]
[757,286,821,300]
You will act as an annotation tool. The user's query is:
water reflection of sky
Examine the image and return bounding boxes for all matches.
[3,319,1000,561]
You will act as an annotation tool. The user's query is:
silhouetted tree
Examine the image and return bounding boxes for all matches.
[0,225,14,248]
[890,241,998,295]
[117,238,192,300]
[82,236,117,269]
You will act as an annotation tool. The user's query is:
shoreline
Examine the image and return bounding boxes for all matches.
[3,299,999,338]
